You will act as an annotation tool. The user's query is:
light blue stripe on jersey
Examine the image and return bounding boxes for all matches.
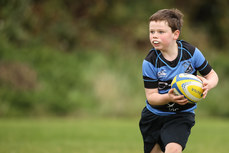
[146,101,196,116]
[193,48,206,68]
[146,102,176,116]
[142,60,157,80]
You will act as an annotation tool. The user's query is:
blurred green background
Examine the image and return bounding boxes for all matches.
[0,0,228,118]
[0,0,229,153]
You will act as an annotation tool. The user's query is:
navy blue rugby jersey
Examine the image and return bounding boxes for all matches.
[142,40,212,116]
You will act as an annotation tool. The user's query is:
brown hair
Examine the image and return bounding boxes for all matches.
[149,8,184,32]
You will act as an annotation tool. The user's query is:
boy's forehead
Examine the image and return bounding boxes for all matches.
[150,20,168,25]
[149,20,169,28]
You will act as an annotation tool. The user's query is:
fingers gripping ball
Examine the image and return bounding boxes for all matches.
[171,73,203,103]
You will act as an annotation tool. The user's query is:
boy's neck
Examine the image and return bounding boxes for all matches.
[160,41,178,61]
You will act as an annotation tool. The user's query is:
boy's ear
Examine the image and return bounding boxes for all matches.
[173,30,180,40]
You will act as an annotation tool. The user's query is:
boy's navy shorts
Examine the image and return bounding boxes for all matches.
[139,107,195,153]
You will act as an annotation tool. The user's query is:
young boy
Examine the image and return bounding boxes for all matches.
[139,9,218,153]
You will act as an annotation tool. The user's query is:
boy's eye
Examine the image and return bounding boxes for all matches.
[150,31,155,34]
[159,31,164,34]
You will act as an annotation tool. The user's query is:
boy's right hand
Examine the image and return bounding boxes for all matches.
[168,88,189,105]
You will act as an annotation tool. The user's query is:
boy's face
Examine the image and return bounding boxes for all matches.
[149,20,179,51]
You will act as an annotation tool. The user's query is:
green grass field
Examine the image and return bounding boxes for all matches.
[0,117,228,153]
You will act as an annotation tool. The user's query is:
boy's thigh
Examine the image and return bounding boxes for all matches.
[139,108,164,153]
[165,142,182,153]
[161,113,195,150]
[150,143,163,153]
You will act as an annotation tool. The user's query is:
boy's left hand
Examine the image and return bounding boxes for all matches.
[197,75,209,99]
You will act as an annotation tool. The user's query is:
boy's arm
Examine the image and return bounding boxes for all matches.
[145,88,189,106]
[197,69,219,98]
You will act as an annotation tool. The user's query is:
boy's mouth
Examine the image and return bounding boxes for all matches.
[153,41,159,44]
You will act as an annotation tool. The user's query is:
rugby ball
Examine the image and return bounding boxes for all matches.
[171,73,203,103]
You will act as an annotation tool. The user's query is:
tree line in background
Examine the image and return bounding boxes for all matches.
[0,0,228,51]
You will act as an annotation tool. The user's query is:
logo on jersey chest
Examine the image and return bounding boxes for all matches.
[182,61,193,73]
[157,69,167,78]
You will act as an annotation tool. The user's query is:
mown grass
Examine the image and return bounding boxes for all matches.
[0,118,142,153]
[186,117,229,153]
[0,117,228,153]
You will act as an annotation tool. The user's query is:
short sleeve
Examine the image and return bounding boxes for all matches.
[193,48,212,76]
[142,60,158,88]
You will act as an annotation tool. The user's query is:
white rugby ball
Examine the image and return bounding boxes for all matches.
[171,73,203,103]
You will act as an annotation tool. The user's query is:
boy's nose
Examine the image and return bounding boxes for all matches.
[151,32,158,38]
[153,34,158,39]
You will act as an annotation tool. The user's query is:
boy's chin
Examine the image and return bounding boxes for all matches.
[153,46,162,50]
